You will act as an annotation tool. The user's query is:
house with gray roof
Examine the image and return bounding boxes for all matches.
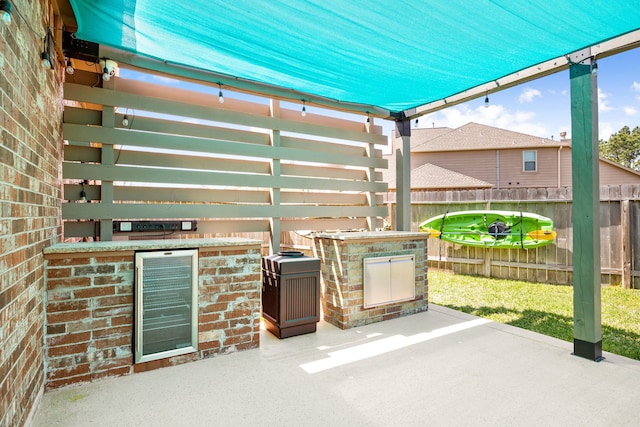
[386,122,640,190]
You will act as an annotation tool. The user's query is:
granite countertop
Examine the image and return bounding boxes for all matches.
[44,237,262,254]
[314,231,429,241]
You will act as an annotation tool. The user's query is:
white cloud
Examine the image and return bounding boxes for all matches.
[421,103,548,138]
[598,88,613,112]
[624,106,638,116]
[633,82,640,101]
[599,122,614,141]
[519,88,542,103]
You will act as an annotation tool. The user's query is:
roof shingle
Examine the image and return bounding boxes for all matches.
[384,162,493,190]
[400,122,569,152]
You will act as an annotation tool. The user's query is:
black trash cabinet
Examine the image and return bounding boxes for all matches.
[261,251,321,338]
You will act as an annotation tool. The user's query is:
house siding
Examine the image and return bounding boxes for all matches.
[497,147,561,188]
[558,148,640,187]
[412,145,640,189]
[413,147,564,189]
[599,161,640,185]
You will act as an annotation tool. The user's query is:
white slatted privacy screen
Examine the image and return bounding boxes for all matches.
[62,70,388,243]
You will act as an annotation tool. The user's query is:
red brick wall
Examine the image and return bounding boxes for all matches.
[0,0,64,425]
[45,253,135,388]
[44,245,261,389]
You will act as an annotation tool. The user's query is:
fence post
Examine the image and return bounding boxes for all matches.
[483,248,491,277]
[483,198,492,280]
[622,199,631,289]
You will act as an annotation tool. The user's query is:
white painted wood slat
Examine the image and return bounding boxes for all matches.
[64,83,388,146]
[63,124,387,169]
[62,163,387,193]
[62,202,388,220]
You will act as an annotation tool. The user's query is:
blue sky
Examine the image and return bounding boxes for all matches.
[407,47,640,142]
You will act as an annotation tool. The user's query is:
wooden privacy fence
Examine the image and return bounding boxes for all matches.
[387,185,640,289]
[62,67,389,249]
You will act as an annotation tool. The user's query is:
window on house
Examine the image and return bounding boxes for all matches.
[523,150,537,171]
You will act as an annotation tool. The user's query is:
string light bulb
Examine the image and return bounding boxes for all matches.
[484,90,490,108]
[41,52,52,69]
[121,108,133,127]
[301,100,307,117]
[365,113,371,132]
[99,58,118,81]
[65,58,74,75]
[80,181,87,202]
[415,118,419,128]
[0,0,12,25]
[218,83,224,103]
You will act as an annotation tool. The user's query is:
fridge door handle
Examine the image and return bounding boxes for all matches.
[135,264,142,356]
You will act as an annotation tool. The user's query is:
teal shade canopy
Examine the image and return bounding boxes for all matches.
[70,0,640,114]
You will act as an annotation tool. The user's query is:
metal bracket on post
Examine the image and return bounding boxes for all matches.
[567,47,593,65]
[567,47,598,76]
[395,116,412,138]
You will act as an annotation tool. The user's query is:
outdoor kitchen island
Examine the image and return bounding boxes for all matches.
[42,238,262,389]
[312,231,429,329]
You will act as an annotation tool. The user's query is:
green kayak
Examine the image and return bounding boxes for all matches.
[419,210,556,249]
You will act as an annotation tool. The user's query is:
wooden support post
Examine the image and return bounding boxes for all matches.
[569,51,602,361]
[395,119,411,231]
[622,199,631,289]
[365,140,376,231]
[100,105,115,241]
[269,100,281,254]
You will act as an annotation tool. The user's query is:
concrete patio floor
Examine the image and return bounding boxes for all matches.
[33,304,639,427]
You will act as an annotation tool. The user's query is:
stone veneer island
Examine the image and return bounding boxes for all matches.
[312,231,429,329]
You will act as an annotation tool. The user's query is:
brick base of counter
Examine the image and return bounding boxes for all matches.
[313,233,429,329]
[44,244,261,389]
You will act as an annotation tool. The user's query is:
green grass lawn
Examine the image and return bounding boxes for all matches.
[428,271,640,360]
